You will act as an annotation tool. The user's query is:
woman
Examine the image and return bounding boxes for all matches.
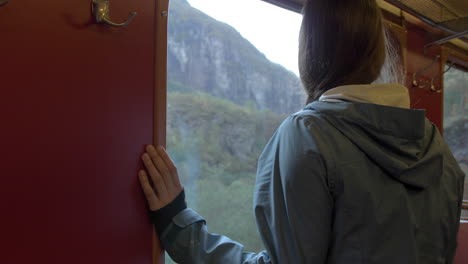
[138,0,465,263]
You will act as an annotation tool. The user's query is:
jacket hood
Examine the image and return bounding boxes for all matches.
[304,101,443,189]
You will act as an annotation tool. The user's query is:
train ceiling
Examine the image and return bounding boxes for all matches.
[386,0,467,34]
[263,0,467,38]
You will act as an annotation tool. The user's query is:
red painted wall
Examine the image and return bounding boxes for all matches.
[405,23,443,132]
[0,0,159,262]
[455,223,468,263]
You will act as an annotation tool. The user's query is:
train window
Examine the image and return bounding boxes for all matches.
[165,0,303,261]
[443,64,468,206]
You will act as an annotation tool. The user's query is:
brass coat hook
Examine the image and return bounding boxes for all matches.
[92,0,136,27]
[0,0,10,7]
[430,61,454,93]
[412,55,440,88]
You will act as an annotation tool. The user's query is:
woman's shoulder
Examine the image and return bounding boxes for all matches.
[270,108,339,160]
[277,108,334,137]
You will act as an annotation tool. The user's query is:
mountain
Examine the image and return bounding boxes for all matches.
[167,0,306,114]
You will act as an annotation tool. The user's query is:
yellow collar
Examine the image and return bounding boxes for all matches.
[319,83,410,109]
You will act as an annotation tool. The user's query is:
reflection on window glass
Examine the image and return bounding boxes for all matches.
[443,64,468,205]
[166,0,303,261]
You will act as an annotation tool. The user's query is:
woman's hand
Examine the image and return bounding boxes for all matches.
[138,145,183,211]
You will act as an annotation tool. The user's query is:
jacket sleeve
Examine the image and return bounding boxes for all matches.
[160,208,272,264]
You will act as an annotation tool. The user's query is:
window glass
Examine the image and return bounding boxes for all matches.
[165,0,303,261]
[443,64,468,212]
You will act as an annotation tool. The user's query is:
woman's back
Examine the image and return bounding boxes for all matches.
[254,94,464,263]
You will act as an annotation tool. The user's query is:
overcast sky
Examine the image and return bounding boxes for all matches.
[187,0,303,76]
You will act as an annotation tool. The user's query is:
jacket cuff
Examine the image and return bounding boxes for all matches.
[171,208,206,228]
[160,208,206,249]
[149,190,187,236]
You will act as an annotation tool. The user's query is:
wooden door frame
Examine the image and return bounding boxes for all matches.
[153,0,169,263]
[154,0,169,147]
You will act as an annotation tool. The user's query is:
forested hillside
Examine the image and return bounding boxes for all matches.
[167,89,287,253]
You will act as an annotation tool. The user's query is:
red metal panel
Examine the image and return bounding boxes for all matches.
[0,0,159,263]
[455,222,468,263]
[405,23,443,131]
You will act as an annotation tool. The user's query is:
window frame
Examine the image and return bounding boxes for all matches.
[440,46,468,220]
[156,0,468,253]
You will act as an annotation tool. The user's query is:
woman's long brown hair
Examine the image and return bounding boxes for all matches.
[299,0,388,103]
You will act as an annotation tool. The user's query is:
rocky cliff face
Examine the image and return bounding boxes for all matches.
[167,0,306,114]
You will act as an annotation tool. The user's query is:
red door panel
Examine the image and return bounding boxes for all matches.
[455,222,468,263]
[405,23,443,131]
[0,0,160,262]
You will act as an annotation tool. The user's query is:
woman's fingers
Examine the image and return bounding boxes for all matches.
[141,153,169,199]
[138,170,160,211]
[156,146,183,189]
[146,145,175,189]
[140,144,183,209]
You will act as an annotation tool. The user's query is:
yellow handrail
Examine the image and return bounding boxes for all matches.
[462,200,468,210]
